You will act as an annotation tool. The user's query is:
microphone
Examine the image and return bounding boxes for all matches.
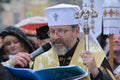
[15,43,52,68]
[31,43,52,60]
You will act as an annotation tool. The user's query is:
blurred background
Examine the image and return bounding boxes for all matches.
[1,0,112,38]
[0,0,82,26]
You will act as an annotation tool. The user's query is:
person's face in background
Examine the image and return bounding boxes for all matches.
[3,35,25,55]
[36,26,50,47]
[113,34,120,63]
[49,25,79,55]
[37,38,50,47]
[113,34,120,51]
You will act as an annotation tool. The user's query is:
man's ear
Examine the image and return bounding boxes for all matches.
[75,26,80,37]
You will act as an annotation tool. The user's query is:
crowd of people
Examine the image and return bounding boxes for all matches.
[0,3,120,80]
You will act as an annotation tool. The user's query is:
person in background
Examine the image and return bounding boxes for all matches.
[112,34,120,69]
[1,26,34,68]
[0,27,29,80]
[112,34,120,79]
[36,25,50,47]
[99,34,120,80]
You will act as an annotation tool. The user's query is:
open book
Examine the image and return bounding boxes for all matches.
[5,65,88,80]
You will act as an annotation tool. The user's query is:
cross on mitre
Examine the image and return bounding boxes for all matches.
[53,13,59,21]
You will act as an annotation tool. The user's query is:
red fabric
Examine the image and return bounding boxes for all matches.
[20,24,48,35]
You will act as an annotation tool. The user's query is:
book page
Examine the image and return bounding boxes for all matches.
[4,66,37,80]
[62,73,88,80]
[34,65,88,80]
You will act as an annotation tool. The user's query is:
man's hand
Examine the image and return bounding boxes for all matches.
[81,51,99,77]
[11,52,32,67]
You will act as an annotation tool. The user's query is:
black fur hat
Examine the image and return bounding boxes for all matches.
[1,26,34,53]
[36,26,49,40]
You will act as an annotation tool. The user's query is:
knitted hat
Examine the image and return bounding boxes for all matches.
[36,26,49,40]
[1,26,34,53]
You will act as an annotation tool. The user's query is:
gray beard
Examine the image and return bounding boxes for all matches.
[53,46,68,55]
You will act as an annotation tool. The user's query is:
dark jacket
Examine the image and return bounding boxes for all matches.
[0,63,26,80]
[0,63,16,80]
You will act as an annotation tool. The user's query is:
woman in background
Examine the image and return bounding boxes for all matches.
[1,26,34,68]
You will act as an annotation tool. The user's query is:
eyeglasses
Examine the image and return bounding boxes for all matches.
[48,29,72,37]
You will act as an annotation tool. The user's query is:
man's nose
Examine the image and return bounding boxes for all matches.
[52,32,60,39]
